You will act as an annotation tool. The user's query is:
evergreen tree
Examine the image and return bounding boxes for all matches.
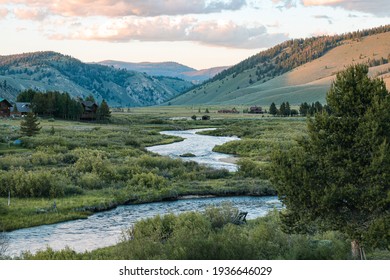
[299,102,310,116]
[285,102,291,116]
[20,113,41,137]
[97,99,111,121]
[269,102,277,116]
[271,64,390,259]
[279,102,286,116]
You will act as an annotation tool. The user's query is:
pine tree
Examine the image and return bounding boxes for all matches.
[299,102,310,116]
[269,102,277,116]
[285,102,291,116]
[20,112,41,137]
[97,100,111,121]
[271,64,390,259]
[279,102,286,116]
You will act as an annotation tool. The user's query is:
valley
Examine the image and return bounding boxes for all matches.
[1,25,389,261]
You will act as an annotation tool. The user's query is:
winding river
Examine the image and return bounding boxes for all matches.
[6,196,282,257]
[146,128,240,172]
[4,128,281,258]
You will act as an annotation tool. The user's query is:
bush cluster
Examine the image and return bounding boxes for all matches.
[23,210,351,260]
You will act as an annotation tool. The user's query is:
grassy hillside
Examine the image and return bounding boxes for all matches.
[170,26,390,106]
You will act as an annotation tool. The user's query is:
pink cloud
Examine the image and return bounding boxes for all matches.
[55,16,288,49]
[0,0,247,17]
[13,7,47,20]
[0,7,8,18]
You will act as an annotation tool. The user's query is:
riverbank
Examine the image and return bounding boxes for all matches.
[1,115,302,242]
[1,177,276,232]
[5,195,282,257]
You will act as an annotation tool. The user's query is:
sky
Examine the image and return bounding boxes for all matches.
[0,0,389,69]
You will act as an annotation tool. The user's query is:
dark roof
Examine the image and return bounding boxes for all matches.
[0,98,12,107]
[81,101,98,107]
[81,101,98,113]
[11,102,31,113]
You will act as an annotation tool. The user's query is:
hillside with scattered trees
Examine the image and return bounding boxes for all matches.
[170,25,390,106]
[0,52,193,107]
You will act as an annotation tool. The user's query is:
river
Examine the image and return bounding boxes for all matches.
[5,128,280,258]
[146,128,240,172]
[5,196,282,257]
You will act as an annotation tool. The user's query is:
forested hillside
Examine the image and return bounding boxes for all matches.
[170,25,390,106]
[0,52,193,107]
[99,60,228,83]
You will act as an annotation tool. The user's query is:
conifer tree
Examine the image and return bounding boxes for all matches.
[269,102,277,116]
[98,99,111,121]
[271,64,390,259]
[279,102,286,116]
[20,112,41,137]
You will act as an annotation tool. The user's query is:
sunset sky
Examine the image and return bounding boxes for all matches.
[0,0,389,69]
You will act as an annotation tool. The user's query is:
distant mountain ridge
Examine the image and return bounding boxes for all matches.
[99,60,229,83]
[0,52,193,107]
[170,25,390,106]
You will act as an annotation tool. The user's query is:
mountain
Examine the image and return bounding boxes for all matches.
[99,60,228,83]
[0,52,193,107]
[170,25,390,106]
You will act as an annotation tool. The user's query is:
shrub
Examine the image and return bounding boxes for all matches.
[0,168,69,198]
[204,203,240,229]
[0,155,30,170]
[203,168,230,179]
[128,172,168,190]
[237,158,268,178]
[77,173,105,190]
[137,155,182,170]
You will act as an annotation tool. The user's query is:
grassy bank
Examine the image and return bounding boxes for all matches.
[1,109,389,260]
[1,111,288,232]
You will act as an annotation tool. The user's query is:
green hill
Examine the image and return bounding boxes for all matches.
[170,25,390,106]
[0,52,193,107]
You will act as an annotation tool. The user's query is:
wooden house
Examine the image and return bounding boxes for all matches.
[81,101,98,120]
[11,102,31,116]
[0,98,12,117]
[249,106,263,114]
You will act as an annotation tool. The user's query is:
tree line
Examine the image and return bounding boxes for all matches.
[17,89,110,121]
[268,101,330,117]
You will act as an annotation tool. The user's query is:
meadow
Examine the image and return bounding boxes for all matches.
[0,107,388,259]
[0,108,288,231]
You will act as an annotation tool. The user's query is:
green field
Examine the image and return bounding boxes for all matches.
[0,108,388,260]
[1,111,297,232]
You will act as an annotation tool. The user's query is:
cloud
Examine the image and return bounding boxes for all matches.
[0,0,247,17]
[273,0,390,16]
[272,0,297,9]
[0,7,7,18]
[304,0,390,16]
[53,16,288,49]
[188,20,289,48]
[13,7,48,20]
